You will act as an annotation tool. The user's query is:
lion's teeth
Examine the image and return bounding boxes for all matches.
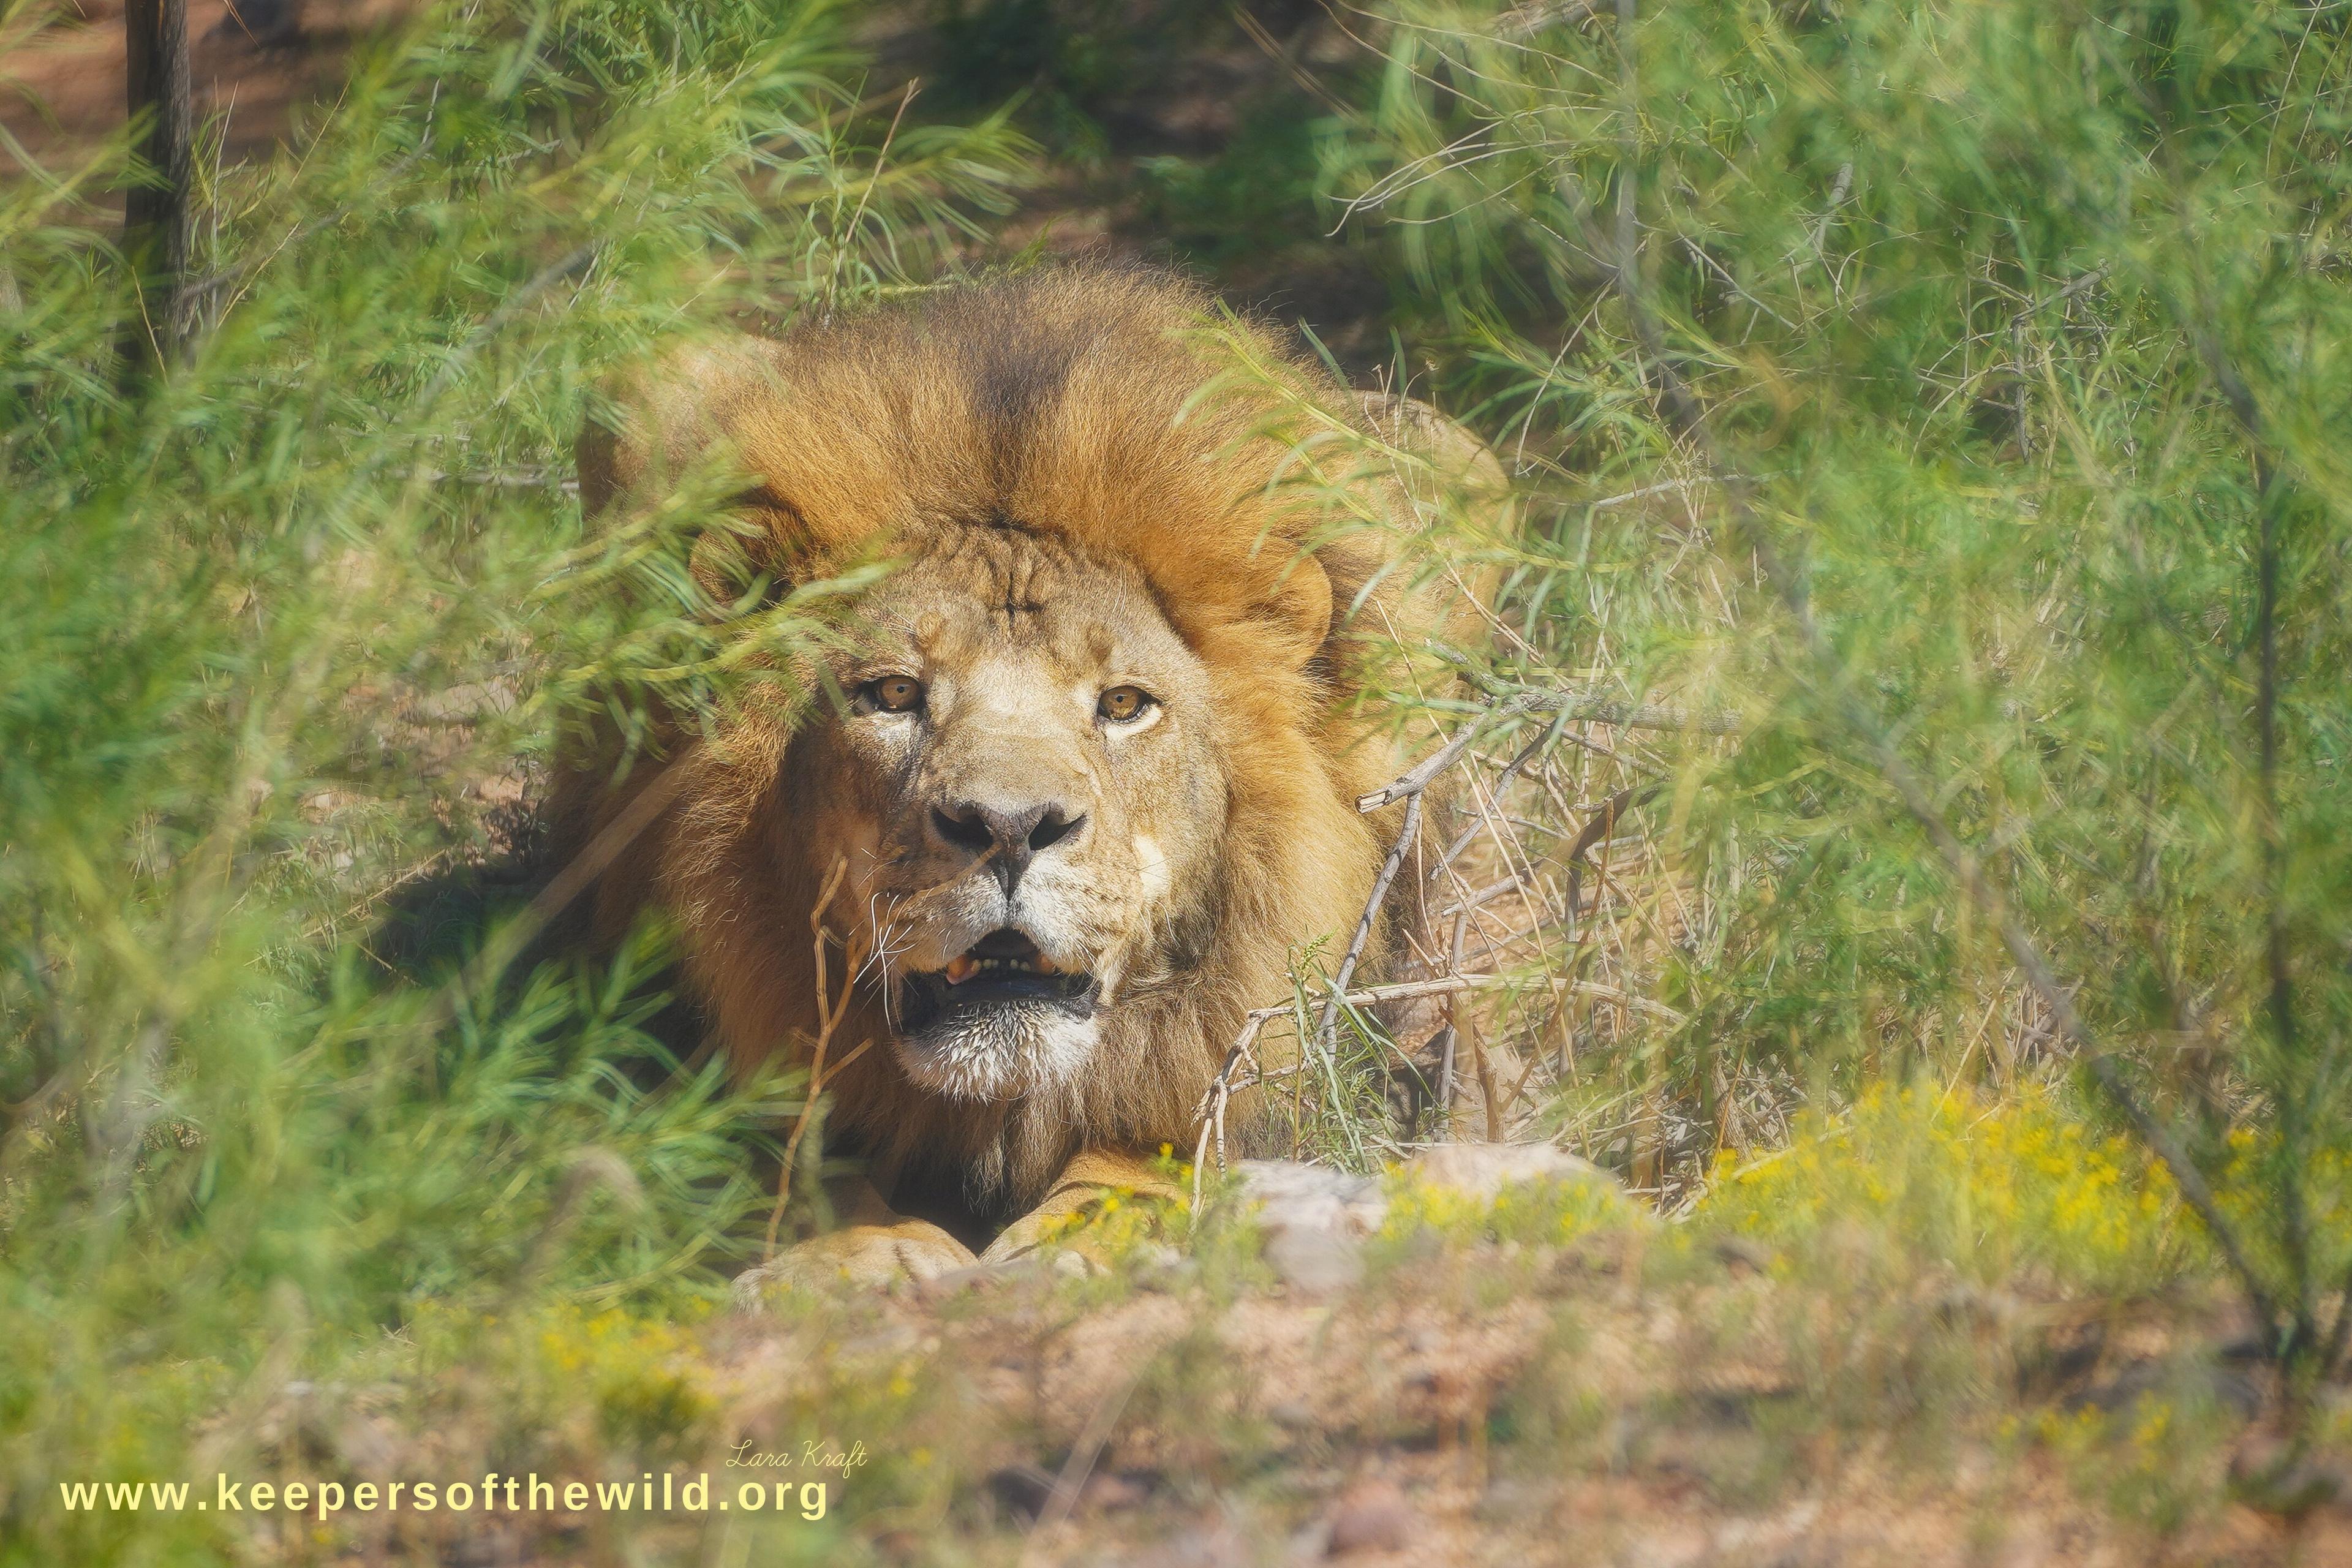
[943,950,1063,981]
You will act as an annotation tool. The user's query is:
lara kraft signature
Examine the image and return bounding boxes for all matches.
[725,1439,870,1474]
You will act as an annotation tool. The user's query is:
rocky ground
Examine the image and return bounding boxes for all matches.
[237,1146,2352,1566]
[830,1152,2303,1567]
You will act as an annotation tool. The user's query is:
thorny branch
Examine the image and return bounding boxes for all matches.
[1190,973,1521,1205]
[1325,693,1564,1066]
[1181,307,1754,1169]
[1464,710,1586,839]
[1310,790,1421,1066]
[1193,668,1705,1189]
[1458,672,1741,737]
[2148,195,2326,1367]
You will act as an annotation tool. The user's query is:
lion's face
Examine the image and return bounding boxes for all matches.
[797,523,1229,1102]
[567,270,1493,1213]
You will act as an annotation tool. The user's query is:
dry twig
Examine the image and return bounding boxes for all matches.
[763,856,875,1259]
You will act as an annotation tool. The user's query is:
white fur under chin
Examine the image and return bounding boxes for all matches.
[892,1008,1100,1102]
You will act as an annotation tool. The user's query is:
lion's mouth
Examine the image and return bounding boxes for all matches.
[898,928,1098,1035]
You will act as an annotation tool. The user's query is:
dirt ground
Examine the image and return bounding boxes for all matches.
[294,1199,2352,1567]
[1,0,420,174]
[764,1248,2284,1566]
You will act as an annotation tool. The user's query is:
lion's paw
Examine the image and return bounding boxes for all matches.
[976,1152,1182,1271]
[974,1208,1056,1266]
[976,1205,1132,1273]
[734,1221,978,1303]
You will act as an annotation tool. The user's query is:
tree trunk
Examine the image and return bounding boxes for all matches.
[121,0,194,368]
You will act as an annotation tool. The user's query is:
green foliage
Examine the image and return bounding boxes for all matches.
[0,0,1026,1557]
[1133,98,1349,268]
[2026,1394,2238,1536]
[1382,1164,1633,1246]
[1332,0,2352,1368]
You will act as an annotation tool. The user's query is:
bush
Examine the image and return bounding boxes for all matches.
[0,0,1025,1557]
[1330,0,2352,1381]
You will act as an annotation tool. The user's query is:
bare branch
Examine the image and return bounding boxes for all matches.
[1431,709,1572,878]
[1189,970,1535,1202]
[1360,679,1733,821]
[1313,792,1422,1063]
[1358,696,1529,811]
[1462,672,1743,736]
[766,856,874,1259]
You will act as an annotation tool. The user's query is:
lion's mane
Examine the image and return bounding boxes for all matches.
[560,267,1472,1218]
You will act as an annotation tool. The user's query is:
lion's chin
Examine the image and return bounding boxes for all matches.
[886,926,1102,1100]
[890,1005,1102,1102]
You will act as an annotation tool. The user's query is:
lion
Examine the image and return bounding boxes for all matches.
[557,266,1504,1289]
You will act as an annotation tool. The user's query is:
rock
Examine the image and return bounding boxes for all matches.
[1231,1160,1388,1294]
[986,1462,1060,1523]
[1080,1470,1153,1511]
[1122,1520,1253,1568]
[1234,1160,1390,1232]
[1710,1235,1772,1274]
[1265,1225,1366,1292]
[1129,1240,1195,1292]
[1406,1140,1618,1202]
[1325,1479,1414,1556]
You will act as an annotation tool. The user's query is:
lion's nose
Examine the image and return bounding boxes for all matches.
[930,801,1087,897]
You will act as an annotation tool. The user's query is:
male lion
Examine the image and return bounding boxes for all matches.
[559,267,1502,1289]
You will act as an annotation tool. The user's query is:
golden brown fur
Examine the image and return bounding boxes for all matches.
[559,267,1498,1247]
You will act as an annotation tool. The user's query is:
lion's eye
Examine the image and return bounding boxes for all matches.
[1098,685,1155,723]
[866,675,924,714]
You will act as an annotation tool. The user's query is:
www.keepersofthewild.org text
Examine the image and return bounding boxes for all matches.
[59,1471,835,1520]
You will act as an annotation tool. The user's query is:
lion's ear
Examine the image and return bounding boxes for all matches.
[1140,526,1338,673]
[578,342,761,518]
[1250,549,1335,671]
[685,502,802,614]
[578,342,833,611]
